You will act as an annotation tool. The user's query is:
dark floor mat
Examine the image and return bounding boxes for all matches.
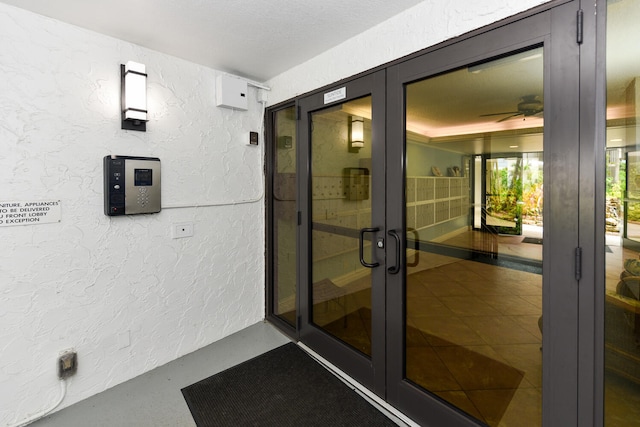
[522,237,543,244]
[181,343,397,427]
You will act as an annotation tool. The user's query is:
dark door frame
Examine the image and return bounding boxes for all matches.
[296,70,387,396]
[265,101,299,339]
[386,2,581,425]
[264,0,603,424]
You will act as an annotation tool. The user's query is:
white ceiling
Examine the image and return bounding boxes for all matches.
[3,0,637,155]
[0,0,425,82]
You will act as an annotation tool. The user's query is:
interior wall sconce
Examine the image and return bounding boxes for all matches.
[348,116,364,153]
[121,61,148,131]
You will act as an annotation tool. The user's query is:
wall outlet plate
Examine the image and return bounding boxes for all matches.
[58,350,78,379]
[172,223,194,239]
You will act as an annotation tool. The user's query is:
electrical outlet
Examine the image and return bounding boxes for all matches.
[58,350,77,379]
[172,223,194,239]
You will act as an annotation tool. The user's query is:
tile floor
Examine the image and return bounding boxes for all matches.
[317,228,640,426]
[405,259,542,426]
[321,254,543,426]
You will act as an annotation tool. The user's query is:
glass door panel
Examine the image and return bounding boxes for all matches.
[298,70,386,393]
[271,106,298,327]
[287,3,581,424]
[605,0,640,424]
[385,4,580,424]
[403,48,544,426]
[310,97,374,356]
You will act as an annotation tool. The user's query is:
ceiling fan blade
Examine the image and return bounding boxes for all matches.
[497,113,522,122]
[479,111,520,117]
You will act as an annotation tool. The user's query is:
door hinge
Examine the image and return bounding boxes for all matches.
[297,315,301,330]
[577,9,584,44]
[297,211,302,226]
[296,105,301,120]
[575,247,582,281]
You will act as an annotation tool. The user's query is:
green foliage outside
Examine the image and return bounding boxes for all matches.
[614,158,640,224]
[486,157,543,232]
[485,153,640,230]
[606,158,626,203]
[522,162,543,221]
[486,160,522,221]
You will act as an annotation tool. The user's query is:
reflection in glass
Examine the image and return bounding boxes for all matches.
[405,47,543,426]
[310,97,373,356]
[272,106,297,326]
[625,153,640,242]
[605,1,640,425]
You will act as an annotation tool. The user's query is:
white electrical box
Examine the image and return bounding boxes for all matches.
[216,75,248,110]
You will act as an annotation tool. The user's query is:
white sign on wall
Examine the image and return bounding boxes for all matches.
[324,87,347,104]
[0,201,61,227]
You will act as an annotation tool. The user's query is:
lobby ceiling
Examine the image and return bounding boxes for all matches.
[0,0,424,82]
[2,0,637,153]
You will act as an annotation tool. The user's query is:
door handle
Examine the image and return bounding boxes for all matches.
[388,229,402,274]
[406,228,419,267]
[359,227,380,268]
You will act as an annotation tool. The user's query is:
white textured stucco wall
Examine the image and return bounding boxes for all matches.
[0,0,557,424]
[0,4,265,425]
[267,0,552,104]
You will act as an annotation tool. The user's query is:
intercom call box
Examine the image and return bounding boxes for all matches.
[104,155,161,216]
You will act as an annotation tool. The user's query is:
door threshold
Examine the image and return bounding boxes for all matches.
[297,342,420,427]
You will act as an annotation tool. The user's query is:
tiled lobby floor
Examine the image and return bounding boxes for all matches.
[311,227,640,425]
[405,259,542,426]
[321,255,543,426]
[317,229,640,426]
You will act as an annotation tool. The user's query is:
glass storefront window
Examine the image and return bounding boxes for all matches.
[605,1,640,424]
[271,106,297,326]
[405,47,543,426]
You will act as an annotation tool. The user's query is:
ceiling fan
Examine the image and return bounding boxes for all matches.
[480,95,543,122]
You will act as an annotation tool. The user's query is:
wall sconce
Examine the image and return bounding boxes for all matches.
[121,61,148,132]
[348,116,364,153]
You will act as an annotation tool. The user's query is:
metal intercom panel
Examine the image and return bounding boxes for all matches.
[104,155,161,216]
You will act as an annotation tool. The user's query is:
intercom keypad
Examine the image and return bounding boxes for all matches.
[104,156,161,216]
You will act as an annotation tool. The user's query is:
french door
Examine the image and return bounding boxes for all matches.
[298,71,387,394]
[295,1,582,425]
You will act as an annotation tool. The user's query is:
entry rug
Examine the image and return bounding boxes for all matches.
[522,237,543,245]
[181,343,397,427]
